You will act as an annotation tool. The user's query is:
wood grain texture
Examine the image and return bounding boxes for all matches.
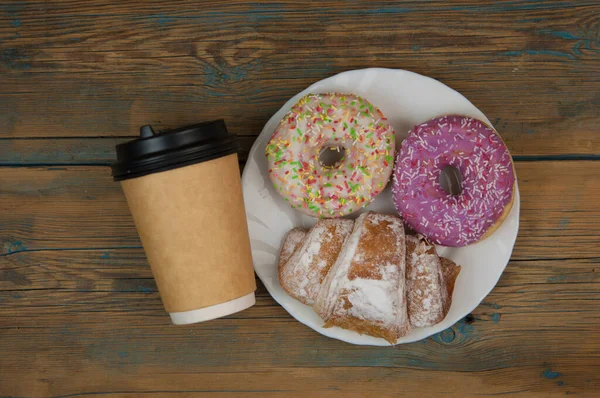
[1,1,599,397]
[1,161,599,259]
[0,367,595,397]
[1,162,599,396]
[1,1,599,156]
[0,136,256,165]
[0,248,598,396]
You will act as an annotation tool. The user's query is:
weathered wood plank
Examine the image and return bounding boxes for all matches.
[1,161,599,259]
[2,247,596,293]
[0,267,598,375]
[2,248,598,320]
[1,1,599,396]
[2,249,598,331]
[0,366,596,397]
[1,246,598,395]
[0,137,256,165]
[0,1,598,156]
[0,137,128,165]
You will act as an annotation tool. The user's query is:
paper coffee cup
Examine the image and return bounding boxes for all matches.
[111,121,256,324]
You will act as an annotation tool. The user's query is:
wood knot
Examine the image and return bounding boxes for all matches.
[193,33,276,84]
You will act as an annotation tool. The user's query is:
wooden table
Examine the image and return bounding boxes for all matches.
[1,1,599,396]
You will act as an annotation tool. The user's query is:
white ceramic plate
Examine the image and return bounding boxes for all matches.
[241,68,520,346]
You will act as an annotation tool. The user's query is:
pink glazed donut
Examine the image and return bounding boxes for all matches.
[392,115,516,247]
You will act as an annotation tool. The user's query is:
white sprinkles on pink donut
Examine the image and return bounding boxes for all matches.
[392,115,515,247]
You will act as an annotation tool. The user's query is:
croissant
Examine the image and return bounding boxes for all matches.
[405,234,461,327]
[278,220,353,306]
[313,212,410,343]
[277,212,462,343]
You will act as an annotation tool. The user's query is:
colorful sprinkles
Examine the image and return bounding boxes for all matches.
[391,115,516,246]
[266,93,395,218]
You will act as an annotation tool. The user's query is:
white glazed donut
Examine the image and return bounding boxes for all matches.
[266,93,395,218]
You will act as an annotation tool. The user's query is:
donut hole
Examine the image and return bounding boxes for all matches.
[439,165,463,196]
[319,146,346,168]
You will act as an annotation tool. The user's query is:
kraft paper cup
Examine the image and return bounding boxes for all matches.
[112,121,256,324]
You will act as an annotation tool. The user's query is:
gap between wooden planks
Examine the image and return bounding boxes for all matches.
[1,161,598,259]
[1,1,599,156]
[1,138,600,168]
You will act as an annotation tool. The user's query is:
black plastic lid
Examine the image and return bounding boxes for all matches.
[111,120,238,181]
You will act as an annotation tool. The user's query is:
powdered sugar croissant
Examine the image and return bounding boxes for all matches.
[276,212,461,343]
[405,234,461,327]
[278,220,353,306]
[313,212,410,343]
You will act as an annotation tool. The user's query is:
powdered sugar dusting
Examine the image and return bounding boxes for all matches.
[314,212,409,341]
[405,234,447,327]
[279,219,353,305]
[346,262,397,323]
[279,228,307,266]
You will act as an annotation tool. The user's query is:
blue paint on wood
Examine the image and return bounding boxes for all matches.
[250,13,279,22]
[119,351,128,358]
[137,285,153,294]
[341,7,414,15]
[450,2,578,12]
[435,328,456,343]
[147,14,176,26]
[0,2,27,15]
[412,45,421,51]
[559,219,569,228]
[100,251,110,259]
[456,320,475,336]
[547,275,567,282]
[0,245,143,258]
[11,19,21,27]
[528,50,575,60]
[557,381,565,386]
[548,31,578,40]
[502,50,524,56]
[501,50,576,60]
[491,313,500,323]
[537,29,579,40]
[406,358,440,370]
[518,18,545,23]
[1,48,31,70]
[12,293,21,299]
[526,129,535,135]
[542,369,561,379]
[203,63,252,86]
[6,241,26,254]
